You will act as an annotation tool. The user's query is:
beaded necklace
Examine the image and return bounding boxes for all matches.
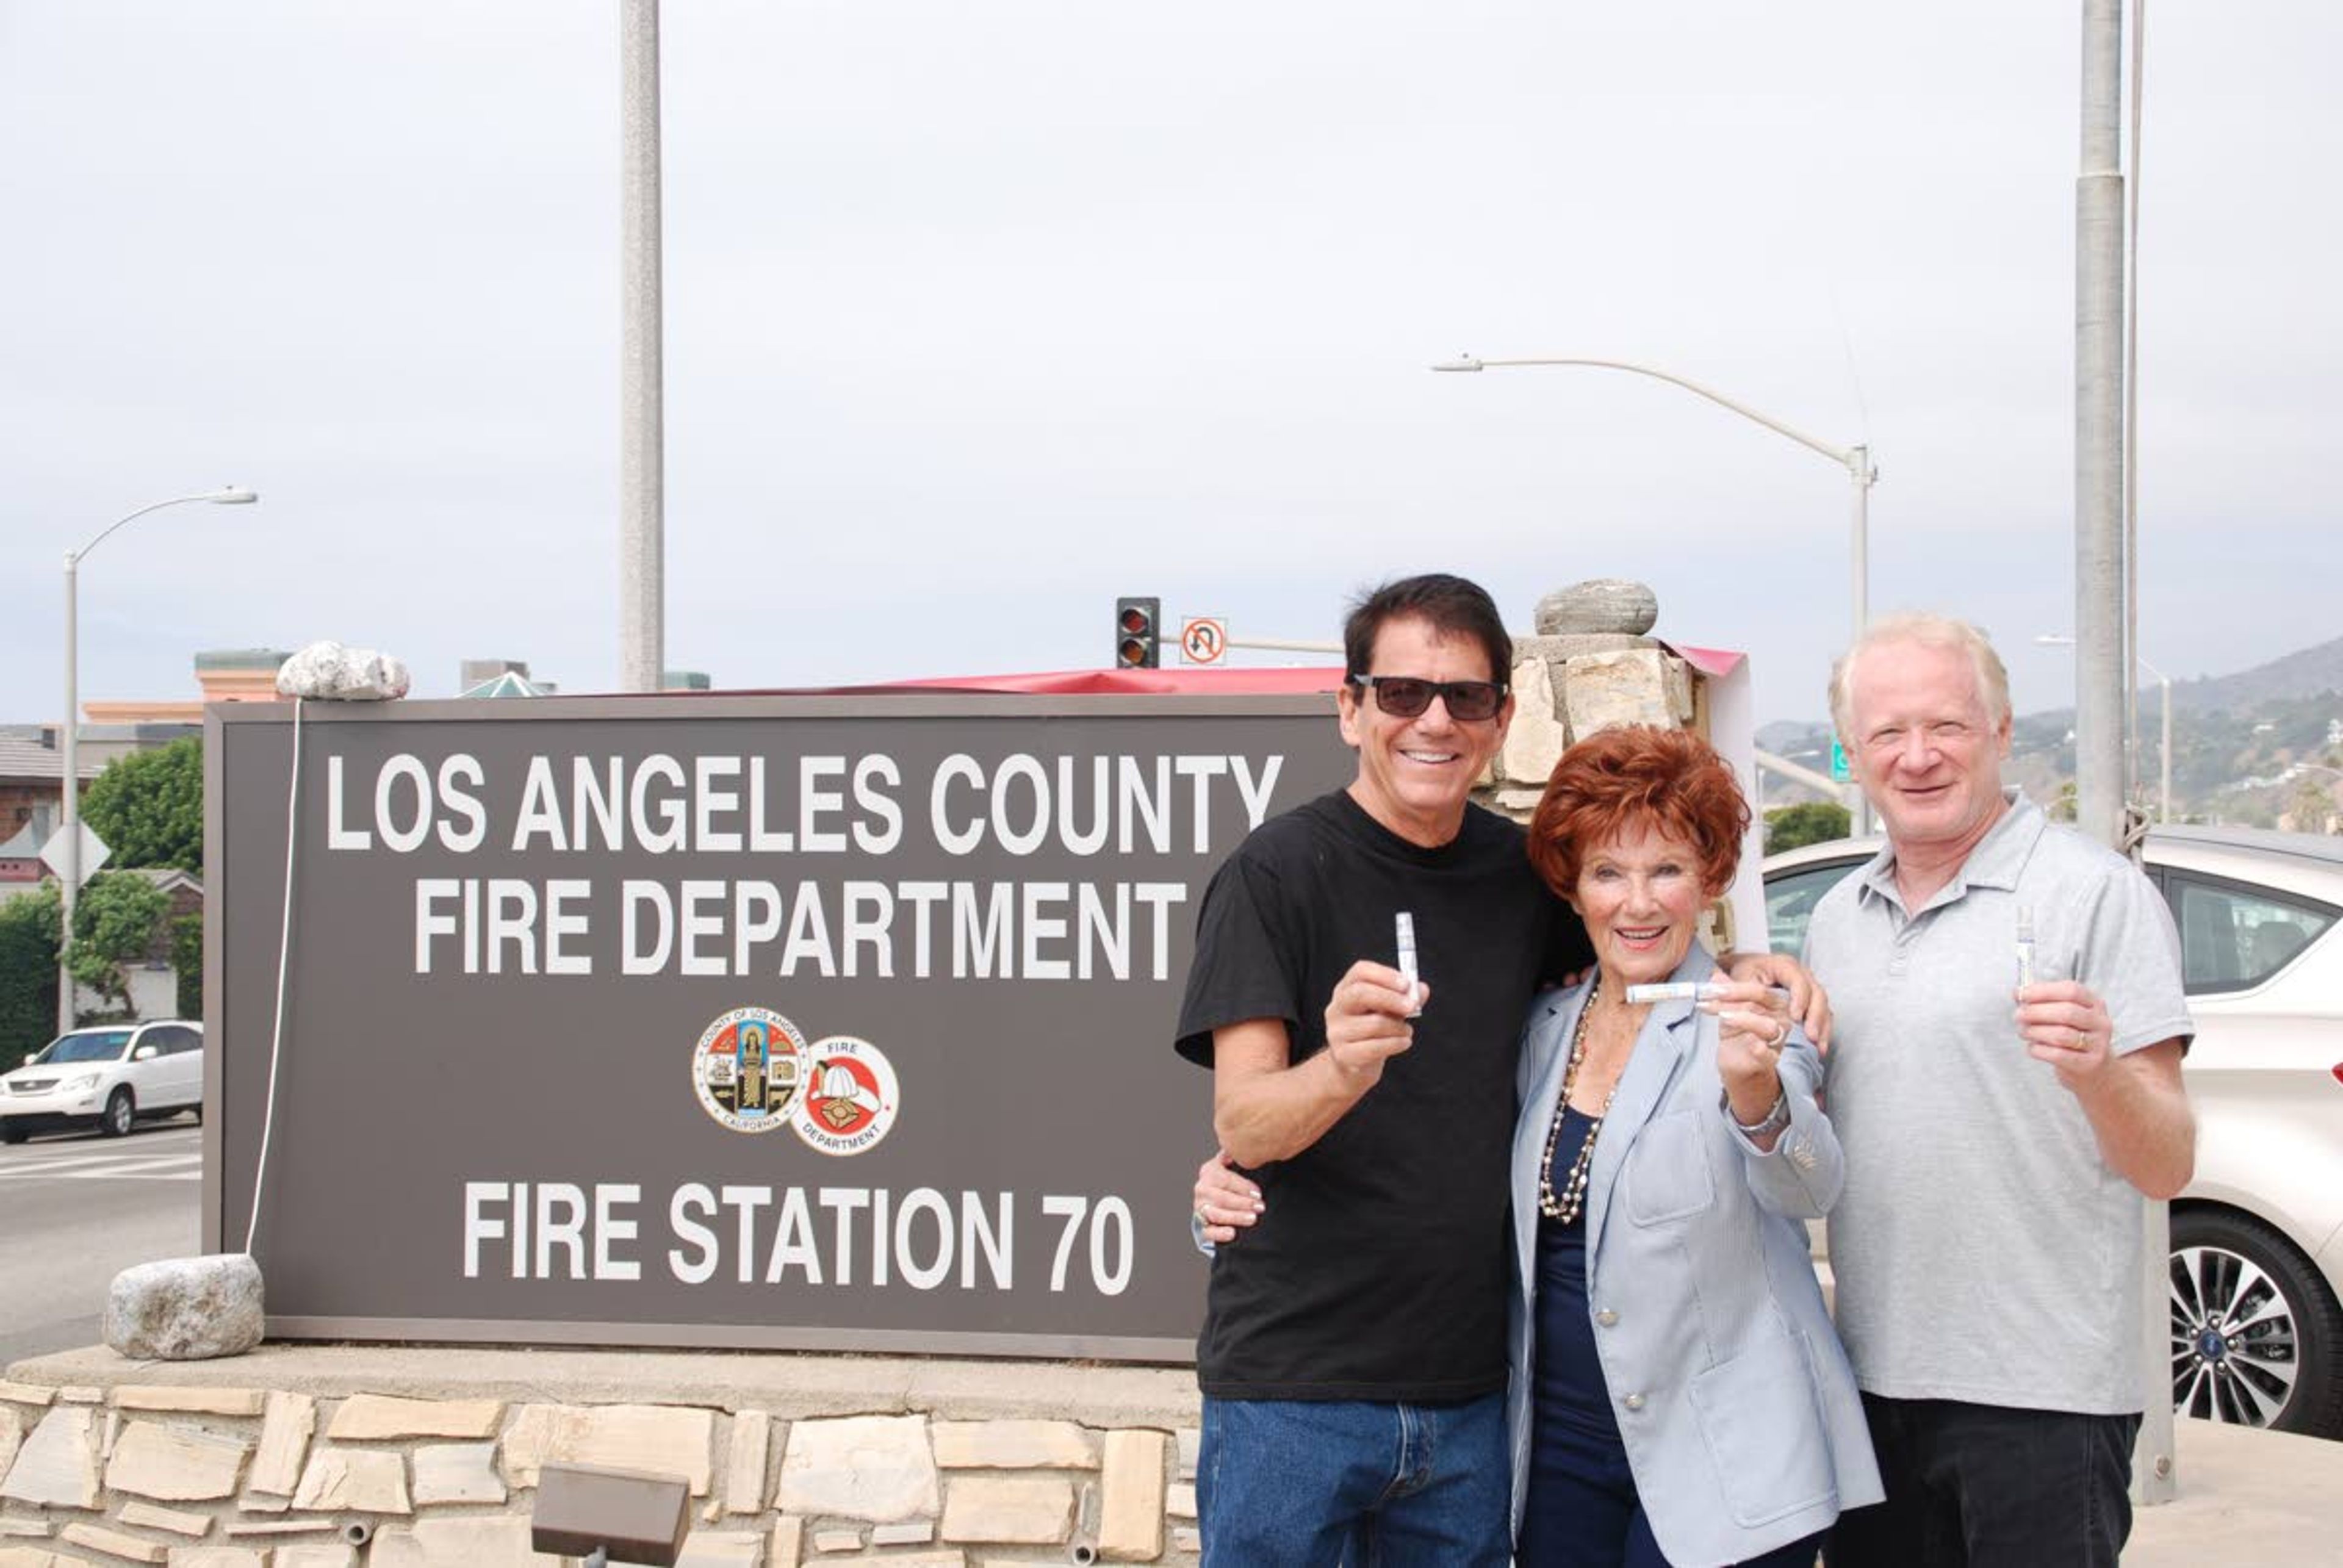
[1536,974,1616,1225]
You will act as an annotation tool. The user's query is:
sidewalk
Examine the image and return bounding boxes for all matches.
[2128,1419,2343,1565]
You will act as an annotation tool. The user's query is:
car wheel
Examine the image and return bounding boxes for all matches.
[2171,1207,2343,1438]
[100,1088,135,1139]
[0,1120,24,1145]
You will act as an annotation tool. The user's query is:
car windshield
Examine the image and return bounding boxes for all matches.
[30,1030,134,1065]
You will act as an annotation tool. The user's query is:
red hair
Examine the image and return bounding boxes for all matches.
[1526,725,1750,899]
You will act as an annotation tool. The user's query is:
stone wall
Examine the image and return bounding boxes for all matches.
[0,1356,1200,1568]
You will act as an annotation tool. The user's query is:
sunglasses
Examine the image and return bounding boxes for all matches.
[1347,674,1508,722]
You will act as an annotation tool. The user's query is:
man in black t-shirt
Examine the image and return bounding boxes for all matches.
[1175,574,1587,1566]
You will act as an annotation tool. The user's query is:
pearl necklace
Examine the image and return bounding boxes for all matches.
[1537,975,1618,1225]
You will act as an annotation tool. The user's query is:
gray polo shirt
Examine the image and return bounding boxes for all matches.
[1808,790,2192,1415]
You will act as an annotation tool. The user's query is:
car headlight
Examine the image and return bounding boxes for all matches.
[60,1073,101,1093]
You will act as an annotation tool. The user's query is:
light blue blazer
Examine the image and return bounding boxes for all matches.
[1506,948,1882,1566]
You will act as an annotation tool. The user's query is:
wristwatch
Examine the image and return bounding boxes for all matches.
[1724,1087,1791,1140]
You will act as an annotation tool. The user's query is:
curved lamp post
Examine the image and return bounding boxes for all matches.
[1434,354,1876,830]
[57,487,259,1032]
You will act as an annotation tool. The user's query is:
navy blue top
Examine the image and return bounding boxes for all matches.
[1531,1104,1619,1441]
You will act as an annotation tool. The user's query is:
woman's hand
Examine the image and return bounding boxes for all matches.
[1708,979,1793,1132]
[1193,1149,1264,1246]
[1721,951,1831,1051]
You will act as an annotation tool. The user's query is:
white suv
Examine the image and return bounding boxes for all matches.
[0,1020,204,1143]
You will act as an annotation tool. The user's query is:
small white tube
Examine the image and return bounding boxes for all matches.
[2015,906,2036,989]
[1395,912,1422,1017]
[1624,982,1791,1005]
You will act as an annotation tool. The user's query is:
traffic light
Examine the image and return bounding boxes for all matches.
[1115,597,1161,669]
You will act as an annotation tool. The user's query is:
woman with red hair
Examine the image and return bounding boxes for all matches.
[1506,724,1878,1566]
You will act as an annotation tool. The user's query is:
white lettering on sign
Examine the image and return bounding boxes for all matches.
[462,1181,1139,1295]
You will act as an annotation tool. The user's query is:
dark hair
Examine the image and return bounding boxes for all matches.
[1342,574,1513,685]
[1526,725,1750,899]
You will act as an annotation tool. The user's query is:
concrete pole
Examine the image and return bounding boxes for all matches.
[2076,0,2127,853]
[618,0,666,693]
[57,552,80,1036]
[2081,0,2175,1507]
[1849,446,1874,838]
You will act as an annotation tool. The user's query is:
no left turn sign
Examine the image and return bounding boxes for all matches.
[1180,617,1228,666]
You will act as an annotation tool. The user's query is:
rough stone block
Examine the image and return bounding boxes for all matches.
[104,1256,265,1362]
[940,1475,1073,1544]
[292,1448,411,1514]
[59,1523,171,1563]
[245,1390,317,1498]
[767,1517,802,1568]
[1662,654,1696,722]
[1166,1481,1197,1519]
[0,1409,18,1484]
[239,1493,290,1514]
[411,1441,504,1506]
[106,1420,251,1501]
[502,1404,716,1496]
[113,1389,265,1419]
[0,1547,48,1568]
[119,1500,211,1537]
[808,1529,861,1554]
[871,1520,936,1545]
[369,1516,551,1567]
[1561,648,1675,738]
[168,1551,268,1568]
[276,1547,359,1568]
[722,1409,771,1516]
[1098,1430,1166,1562]
[0,1385,56,1411]
[776,1414,938,1523]
[1499,656,1564,786]
[275,640,411,702]
[1,1406,101,1509]
[325,1395,503,1442]
[1173,1525,1202,1554]
[224,1520,339,1537]
[862,1556,962,1568]
[59,1389,102,1406]
[930,1420,1096,1470]
[1174,1426,1198,1481]
[676,1531,763,1567]
[0,1523,42,1539]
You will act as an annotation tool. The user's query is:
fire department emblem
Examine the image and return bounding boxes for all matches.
[791,1035,901,1156]
[691,1007,807,1134]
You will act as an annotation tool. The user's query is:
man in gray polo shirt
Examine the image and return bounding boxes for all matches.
[1812,613,2195,1568]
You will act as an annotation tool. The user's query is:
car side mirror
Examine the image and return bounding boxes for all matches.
[19,1053,32,1067]
[132,1045,158,1062]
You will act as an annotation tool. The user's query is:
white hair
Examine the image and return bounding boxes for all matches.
[1828,612,2014,738]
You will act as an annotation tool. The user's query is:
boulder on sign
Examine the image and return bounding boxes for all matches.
[275,640,411,701]
[105,1254,265,1361]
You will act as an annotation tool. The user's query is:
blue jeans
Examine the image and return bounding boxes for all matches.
[1198,1393,1511,1567]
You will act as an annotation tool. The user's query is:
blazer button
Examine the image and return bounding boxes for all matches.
[1622,1393,1646,1412]
[1596,1309,1619,1327]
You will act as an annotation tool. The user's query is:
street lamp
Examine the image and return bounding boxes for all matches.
[1434,354,1877,831]
[2038,633,2171,825]
[57,487,259,1033]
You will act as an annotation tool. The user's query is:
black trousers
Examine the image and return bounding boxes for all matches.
[1827,1395,2140,1568]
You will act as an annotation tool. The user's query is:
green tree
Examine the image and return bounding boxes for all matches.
[80,736,203,872]
[0,887,62,1060]
[65,872,171,1020]
[1763,800,1851,854]
[172,913,203,1020]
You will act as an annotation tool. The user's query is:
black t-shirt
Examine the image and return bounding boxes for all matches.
[1174,789,1592,1401]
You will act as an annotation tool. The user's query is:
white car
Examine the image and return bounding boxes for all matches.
[0,1020,204,1143]
[1765,825,2343,1440]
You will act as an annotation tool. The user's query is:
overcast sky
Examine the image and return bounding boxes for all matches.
[4,2,2336,729]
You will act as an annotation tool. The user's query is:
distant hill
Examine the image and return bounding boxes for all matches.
[1757,636,2343,827]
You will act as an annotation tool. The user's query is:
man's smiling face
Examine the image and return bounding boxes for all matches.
[1847,635,2012,856]
[1337,614,1513,847]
